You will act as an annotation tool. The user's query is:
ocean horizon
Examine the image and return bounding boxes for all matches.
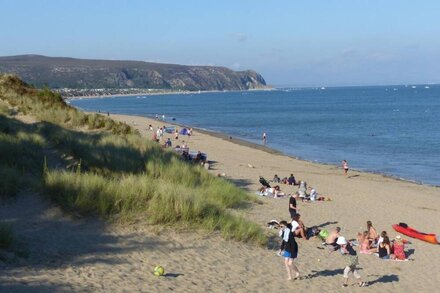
[70,85,440,186]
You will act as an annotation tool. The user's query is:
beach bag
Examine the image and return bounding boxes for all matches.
[318,229,329,240]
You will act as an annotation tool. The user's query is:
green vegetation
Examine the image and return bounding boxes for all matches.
[0,74,135,135]
[0,74,267,245]
[0,222,14,250]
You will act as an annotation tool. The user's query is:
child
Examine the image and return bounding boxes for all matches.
[334,236,366,287]
[392,235,406,260]
[279,220,300,280]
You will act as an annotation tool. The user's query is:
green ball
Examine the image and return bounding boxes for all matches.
[154,265,165,276]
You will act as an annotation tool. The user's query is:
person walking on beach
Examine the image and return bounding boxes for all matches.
[332,236,366,288]
[279,221,300,280]
[262,132,267,144]
[342,160,349,176]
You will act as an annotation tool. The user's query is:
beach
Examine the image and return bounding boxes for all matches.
[1,112,439,292]
[110,114,440,291]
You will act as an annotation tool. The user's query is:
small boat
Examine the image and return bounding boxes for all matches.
[392,223,439,244]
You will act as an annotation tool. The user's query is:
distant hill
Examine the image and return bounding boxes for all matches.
[0,55,267,91]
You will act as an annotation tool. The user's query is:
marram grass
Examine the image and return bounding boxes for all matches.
[43,170,266,245]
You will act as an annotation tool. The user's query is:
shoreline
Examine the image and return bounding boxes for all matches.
[108,112,440,189]
[64,87,274,100]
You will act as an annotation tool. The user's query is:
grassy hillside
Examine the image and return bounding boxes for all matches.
[0,55,267,91]
[0,74,267,245]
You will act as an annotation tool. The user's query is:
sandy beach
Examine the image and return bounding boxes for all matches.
[1,112,439,292]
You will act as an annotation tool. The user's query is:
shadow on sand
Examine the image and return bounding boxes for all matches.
[367,274,399,285]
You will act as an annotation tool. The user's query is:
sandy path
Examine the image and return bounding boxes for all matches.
[0,112,439,292]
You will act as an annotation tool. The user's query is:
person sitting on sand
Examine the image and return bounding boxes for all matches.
[291,214,308,240]
[302,186,316,201]
[391,235,406,261]
[376,230,387,248]
[326,227,341,250]
[378,236,391,259]
[288,174,296,185]
[358,231,373,254]
[195,151,202,162]
[164,138,172,148]
[298,181,307,198]
[181,150,190,161]
[273,174,281,183]
[332,237,367,287]
[367,221,378,244]
[272,186,286,198]
[258,187,281,198]
[279,220,300,280]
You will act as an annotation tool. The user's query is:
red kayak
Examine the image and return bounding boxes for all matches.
[392,223,439,245]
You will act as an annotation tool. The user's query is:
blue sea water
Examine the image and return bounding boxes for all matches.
[70,85,440,186]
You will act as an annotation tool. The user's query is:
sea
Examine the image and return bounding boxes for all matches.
[70,85,440,186]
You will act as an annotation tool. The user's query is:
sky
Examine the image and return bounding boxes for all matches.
[1,0,440,86]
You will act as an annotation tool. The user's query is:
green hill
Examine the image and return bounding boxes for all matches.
[0,55,267,91]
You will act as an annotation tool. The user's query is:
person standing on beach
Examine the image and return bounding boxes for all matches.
[262,132,267,144]
[279,221,300,280]
[342,160,349,176]
[175,129,179,140]
[289,193,298,219]
[332,237,366,288]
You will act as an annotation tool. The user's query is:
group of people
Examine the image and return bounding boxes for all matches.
[357,221,407,261]
[275,175,408,287]
[277,214,369,287]
[258,175,327,203]
[148,124,206,164]
[272,173,297,186]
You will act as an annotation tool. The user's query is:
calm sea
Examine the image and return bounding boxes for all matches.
[70,85,440,186]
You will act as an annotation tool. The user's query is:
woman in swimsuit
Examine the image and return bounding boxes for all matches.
[378,236,391,259]
[367,221,378,243]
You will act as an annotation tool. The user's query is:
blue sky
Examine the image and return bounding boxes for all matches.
[1,0,440,86]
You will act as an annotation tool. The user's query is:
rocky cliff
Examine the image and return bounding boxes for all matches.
[0,55,267,91]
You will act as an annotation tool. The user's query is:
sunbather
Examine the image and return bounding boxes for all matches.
[326,227,341,251]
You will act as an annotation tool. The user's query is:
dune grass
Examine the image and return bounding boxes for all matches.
[43,170,266,244]
[0,74,135,135]
[0,74,268,245]
[0,114,46,197]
